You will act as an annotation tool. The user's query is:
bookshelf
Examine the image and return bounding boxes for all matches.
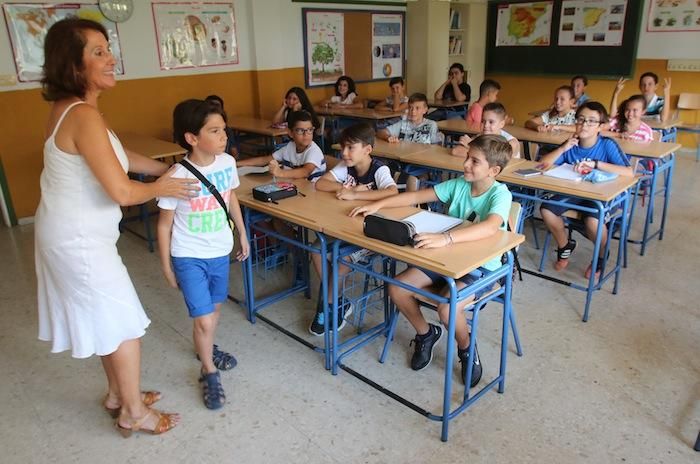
[406,0,485,97]
[449,6,464,57]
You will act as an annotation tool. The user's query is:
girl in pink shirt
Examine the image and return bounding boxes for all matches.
[605,94,654,143]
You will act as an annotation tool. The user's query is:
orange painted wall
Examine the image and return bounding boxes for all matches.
[0,67,395,219]
[488,59,700,148]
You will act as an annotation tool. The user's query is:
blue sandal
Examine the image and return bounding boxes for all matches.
[199,371,226,410]
[196,344,238,371]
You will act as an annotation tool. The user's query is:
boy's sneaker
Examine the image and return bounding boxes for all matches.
[199,370,226,410]
[308,300,354,336]
[409,323,443,371]
[309,305,325,336]
[554,239,577,271]
[458,344,482,388]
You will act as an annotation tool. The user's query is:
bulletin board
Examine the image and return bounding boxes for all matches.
[302,8,405,88]
[485,0,644,78]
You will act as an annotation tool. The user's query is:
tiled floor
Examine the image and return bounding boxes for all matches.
[1,156,699,463]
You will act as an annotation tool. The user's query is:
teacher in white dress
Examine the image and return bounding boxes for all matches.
[36,18,197,436]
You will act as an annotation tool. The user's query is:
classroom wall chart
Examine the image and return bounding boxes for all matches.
[305,11,345,87]
[495,1,554,47]
[2,2,124,82]
[557,0,628,46]
[151,2,238,70]
[647,0,700,32]
[371,13,403,79]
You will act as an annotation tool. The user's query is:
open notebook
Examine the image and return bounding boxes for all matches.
[543,163,583,182]
[403,210,463,234]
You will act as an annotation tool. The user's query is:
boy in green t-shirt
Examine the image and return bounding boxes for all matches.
[350,134,513,388]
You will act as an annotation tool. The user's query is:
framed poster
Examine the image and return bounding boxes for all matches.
[304,11,344,87]
[647,0,700,32]
[558,0,628,46]
[151,2,238,70]
[2,2,124,82]
[495,1,554,47]
[371,13,402,79]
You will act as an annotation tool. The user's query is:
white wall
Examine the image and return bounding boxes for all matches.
[0,0,406,93]
[636,0,700,59]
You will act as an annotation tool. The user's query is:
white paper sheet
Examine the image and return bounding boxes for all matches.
[403,210,463,234]
[543,163,583,182]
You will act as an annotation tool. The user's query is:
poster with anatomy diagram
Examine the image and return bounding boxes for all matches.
[558,0,628,46]
[647,0,700,32]
[151,2,238,70]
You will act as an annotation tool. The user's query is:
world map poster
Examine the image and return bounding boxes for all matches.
[2,3,124,82]
[151,2,238,70]
[558,0,628,46]
[495,2,553,47]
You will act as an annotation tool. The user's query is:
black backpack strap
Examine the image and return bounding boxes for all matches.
[179,160,232,230]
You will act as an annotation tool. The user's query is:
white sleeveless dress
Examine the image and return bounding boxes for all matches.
[35,101,150,358]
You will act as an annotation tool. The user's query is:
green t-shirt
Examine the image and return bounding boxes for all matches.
[433,177,512,271]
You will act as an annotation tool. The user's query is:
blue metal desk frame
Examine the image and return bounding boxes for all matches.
[327,239,516,442]
[239,207,334,369]
[510,188,630,322]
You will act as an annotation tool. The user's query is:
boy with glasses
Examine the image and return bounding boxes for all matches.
[538,101,634,278]
[237,110,326,180]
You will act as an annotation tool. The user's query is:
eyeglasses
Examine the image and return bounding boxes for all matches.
[293,127,315,135]
[575,117,601,126]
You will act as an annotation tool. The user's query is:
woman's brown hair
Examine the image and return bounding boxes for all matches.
[41,18,109,101]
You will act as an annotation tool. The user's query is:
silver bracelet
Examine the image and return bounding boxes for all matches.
[444,231,453,245]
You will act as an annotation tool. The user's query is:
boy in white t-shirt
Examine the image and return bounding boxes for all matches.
[310,123,399,336]
[237,110,326,180]
[157,99,249,410]
[378,93,442,145]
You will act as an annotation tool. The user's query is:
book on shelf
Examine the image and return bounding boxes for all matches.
[449,8,460,30]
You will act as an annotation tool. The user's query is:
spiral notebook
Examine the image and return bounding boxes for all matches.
[402,211,463,234]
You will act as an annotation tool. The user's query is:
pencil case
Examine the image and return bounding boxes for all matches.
[582,169,618,184]
[363,214,416,246]
[252,181,298,202]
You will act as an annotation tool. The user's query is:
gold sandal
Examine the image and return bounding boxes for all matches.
[115,408,179,438]
[103,391,162,418]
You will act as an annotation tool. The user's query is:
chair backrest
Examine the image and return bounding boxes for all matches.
[508,201,523,234]
[678,93,700,111]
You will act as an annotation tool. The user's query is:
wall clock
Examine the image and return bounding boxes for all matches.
[98,0,134,23]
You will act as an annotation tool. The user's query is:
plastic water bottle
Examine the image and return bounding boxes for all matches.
[398,110,408,141]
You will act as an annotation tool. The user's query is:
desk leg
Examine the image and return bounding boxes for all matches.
[658,154,674,241]
[242,207,255,322]
[499,253,514,393]
[440,278,458,442]
[613,192,629,295]
[583,205,605,322]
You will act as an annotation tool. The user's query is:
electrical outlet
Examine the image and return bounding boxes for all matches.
[667,59,700,72]
[0,74,17,86]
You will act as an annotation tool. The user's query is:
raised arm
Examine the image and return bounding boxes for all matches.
[434,79,449,100]
[661,77,671,122]
[271,102,288,125]
[610,77,627,119]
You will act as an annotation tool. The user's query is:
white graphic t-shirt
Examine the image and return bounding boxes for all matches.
[158,154,239,259]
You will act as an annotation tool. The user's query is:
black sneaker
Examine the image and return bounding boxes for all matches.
[309,305,325,336]
[458,344,482,388]
[409,324,443,371]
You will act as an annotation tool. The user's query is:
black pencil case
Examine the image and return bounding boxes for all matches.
[252,181,298,203]
[363,214,416,246]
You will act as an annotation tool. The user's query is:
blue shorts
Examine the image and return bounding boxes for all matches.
[172,255,230,318]
[410,267,494,300]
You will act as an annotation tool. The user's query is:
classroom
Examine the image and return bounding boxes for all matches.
[0,0,698,462]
